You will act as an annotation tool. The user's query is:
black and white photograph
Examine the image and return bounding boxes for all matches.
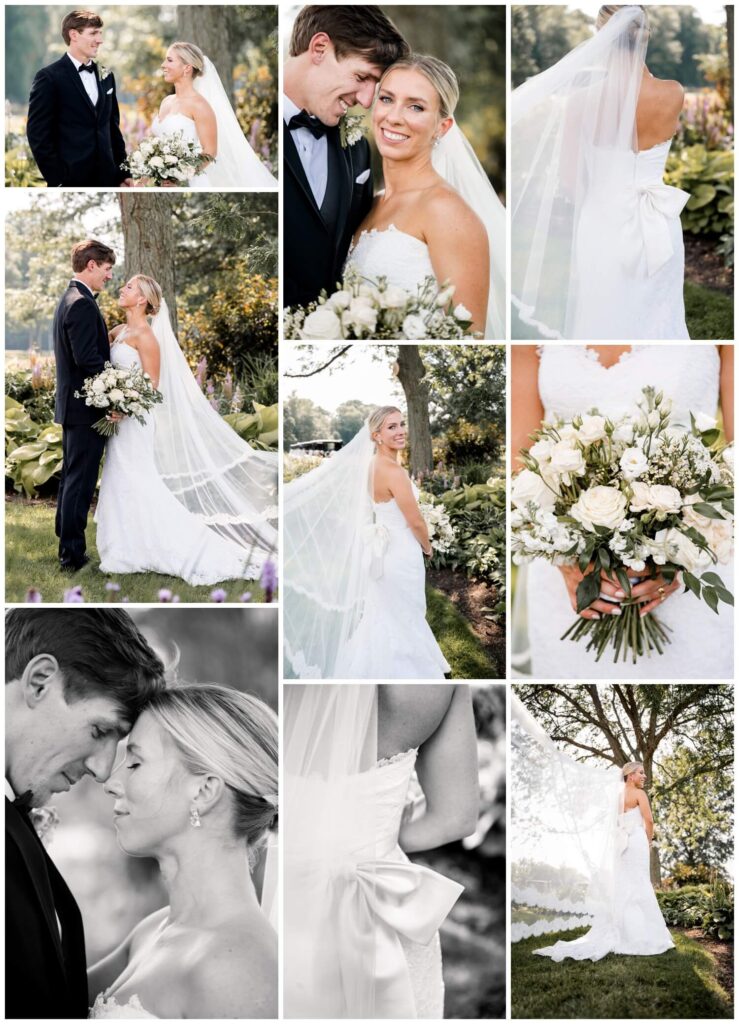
[5,606,278,1020]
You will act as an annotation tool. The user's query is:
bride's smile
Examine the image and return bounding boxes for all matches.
[373,68,450,160]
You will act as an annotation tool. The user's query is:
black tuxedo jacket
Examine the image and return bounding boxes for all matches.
[54,281,109,426]
[27,54,127,187]
[5,797,89,1019]
[284,125,374,309]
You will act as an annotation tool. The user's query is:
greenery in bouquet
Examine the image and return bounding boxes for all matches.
[124,131,207,186]
[75,362,163,437]
[284,266,476,340]
[511,387,734,663]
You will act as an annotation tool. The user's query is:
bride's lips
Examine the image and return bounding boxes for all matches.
[379,126,410,145]
[112,808,130,821]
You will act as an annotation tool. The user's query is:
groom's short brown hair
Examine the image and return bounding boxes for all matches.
[71,239,116,271]
[61,10,103,45]
[290,5,409,66]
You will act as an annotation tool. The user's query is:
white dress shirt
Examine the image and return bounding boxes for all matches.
[72,277,95,298]
[6,778,16,800]
[284,93,328,208]
[67,51,99,107]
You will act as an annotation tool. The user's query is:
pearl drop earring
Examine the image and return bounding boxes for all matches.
[189,806,201,828]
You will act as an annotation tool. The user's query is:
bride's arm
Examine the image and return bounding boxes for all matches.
[387,465,432,554]
[720,344,734,442]
[637,789,654,844]
[192,99,217,166]
[511,345,544,469]
[425,191,489,334]
[399,684,478,852]
[136,327,161,389]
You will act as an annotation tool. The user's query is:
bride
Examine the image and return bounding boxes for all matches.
[347,54,505,339]
[284,682,478,1017]
[148,42,277,187]
[511,5,690,340]
[88,684,278,1019]
[95,275,278,586]
[511,344,734,679]
[512,695,674,962]
[283,405,449,679]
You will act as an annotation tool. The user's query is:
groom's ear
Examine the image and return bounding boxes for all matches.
[21,654,62,708]
[308,32,332,64]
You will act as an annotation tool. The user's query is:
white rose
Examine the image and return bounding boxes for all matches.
[165,154,179,165]
[721,444,734,472]
[629,480,652,512]
[453,303,472,321]
[343,300,377,336]
[648,484,683,516]
[511,469,557,512]
[556,423,579,442]
[91,378,106,394]
[436,284,455,307]
[108,388,125,403]
[655,527,712,574]
[383,285,410,309]
[528,438,555,465]
[620,447,648,480]
[149,156,165,169]
[300,306,343,340]
[358,283,381,304]
[548,440,586,484]
[571,486,628,532]
[578,415,607,445]
[402,314,428,340]
[694,411,718,432]
[704,520,734,564]
[327,290,352,312]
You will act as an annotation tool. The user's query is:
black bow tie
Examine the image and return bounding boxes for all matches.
[79,63,96,74]
[288,111,327,139]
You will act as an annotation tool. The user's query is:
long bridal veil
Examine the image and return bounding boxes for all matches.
[150,299,277,566]
[511,694,624,960]
[511,5,649,338]
[432,123,506,339]
[194,55,277,187]
[283,424,375,678]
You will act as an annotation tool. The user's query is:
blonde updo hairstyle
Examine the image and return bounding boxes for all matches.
[145,684,278,856]
[622,760,644,780]
[380,53,459,120]
[132,275,162,317]
[170,40,205,78]
[368,405,402,451]
[596,5,648,47]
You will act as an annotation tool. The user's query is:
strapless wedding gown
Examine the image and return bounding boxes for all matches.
[285,748,463,1018]
[571,141,689,339]
[95,339,265,584]
[90,993,157,1019]
[524,345,733,679]
[534,804,674,961]
[334,482,450,679]
[150,114,211,186]
[347,224,436,295]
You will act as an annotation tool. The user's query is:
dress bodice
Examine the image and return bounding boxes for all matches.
[151,113,199,146]
[585,139,673,191]
[373,480,419,531]
[110,337,141,370]
[89,992,158,1019]
[346,225,436,294]
[538,345,720,426]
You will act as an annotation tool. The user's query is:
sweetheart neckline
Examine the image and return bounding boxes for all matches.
[155,112,197,127]
[352,223,427,251]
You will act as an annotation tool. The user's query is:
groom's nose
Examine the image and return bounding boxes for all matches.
[85,743,118,783]
[356,81,377,108]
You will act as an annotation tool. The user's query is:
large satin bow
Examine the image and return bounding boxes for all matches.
[363,522,390,580]
[615,815,638,856]
[336,858,464,1017]
[622,182,690,277]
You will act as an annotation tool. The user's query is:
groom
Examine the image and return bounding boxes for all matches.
[283,5,409,308]
[5,608,165,1018]
[26,10,132,187]
[54,239,116,572]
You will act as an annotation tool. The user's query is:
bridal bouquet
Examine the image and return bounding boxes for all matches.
[75,362,163,437]
[511,387,734,663]
[419,493,455,553]
[284,266,475,340]
[123,132,204,186]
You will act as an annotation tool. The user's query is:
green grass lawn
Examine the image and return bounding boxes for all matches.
[685,282,733,340]
[512,928,733,1019]
[427,585,501,679]
[5,499,268,603]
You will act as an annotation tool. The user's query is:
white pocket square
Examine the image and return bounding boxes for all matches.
[106,88,113,94]
[355,169,370,185]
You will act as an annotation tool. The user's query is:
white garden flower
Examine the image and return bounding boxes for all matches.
[547,440,586,484]
[577,415,607,445]
[149,156,165,170]
[343,300,378,336]
[300,306,343,340]
[694,411,718,432]
[453,303,472,321]
[436,284,455,307]
[611,421,635,444]
[383,285,410,309]
[721,444,734,472]
[629,482,682,516]
[570,486,628,532]
[620,447,648,480]
[327,290,352,312]
[654,527,713,574]
[402,314,428,340]
[511,469,557,512]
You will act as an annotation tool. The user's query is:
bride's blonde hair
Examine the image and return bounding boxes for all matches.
[596,5,648,30]
[132,275,162,316]
[380,54,459,119]
[622,761,644,780]
[170,40,205,78]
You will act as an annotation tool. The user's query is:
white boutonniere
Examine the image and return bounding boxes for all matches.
[94,61,112,81]
[339,112,366,149]
[29,806,61,847]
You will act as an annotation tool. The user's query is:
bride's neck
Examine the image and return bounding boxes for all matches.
[174,79,197,99]
[124,309,148,329]
[381,152,436,197]
[157,835,259,925]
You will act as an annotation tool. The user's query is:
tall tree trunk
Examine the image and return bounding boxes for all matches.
[396,346,433,476]
[727,6,734,117]
[176,6,234,103]
[118,193,177,332]
[645,757,662,886]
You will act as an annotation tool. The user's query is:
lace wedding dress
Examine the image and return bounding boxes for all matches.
[334,480,450,679]
[285,748,462,1018]
[150,115,211,186]
[524,345,733,679]
[95,335,265,584]
[90,993,157,1019]
[347,225,436,295]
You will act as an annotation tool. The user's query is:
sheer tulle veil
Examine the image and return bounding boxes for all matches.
[194,55,277,186]
[149,299,278,570]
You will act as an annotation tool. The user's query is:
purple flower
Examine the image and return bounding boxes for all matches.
[158,588,173,602]
[210,588,227,603]
[260,559,277,602]
[105,581,121,592]
[195,357,208,389]
[25,587,43,603]
[63,586,85,603]
[239,591,252,603]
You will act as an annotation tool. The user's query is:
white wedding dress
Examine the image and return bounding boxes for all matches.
[150,114,211,186]
[95,335,266,584]
[523,345,733,679]
[346,225,436,295]
[334,481,450,679]
[285,748,461,1018]
[90,993,157,1019]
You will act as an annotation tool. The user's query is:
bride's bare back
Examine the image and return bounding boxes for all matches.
[635,72,684,150]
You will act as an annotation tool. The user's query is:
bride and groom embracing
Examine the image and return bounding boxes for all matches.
[54,239,278,585]
[5,608,278,1019]
[283,5,505,338]
[26,8,276,188]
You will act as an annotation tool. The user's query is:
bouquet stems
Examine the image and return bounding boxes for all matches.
[561,601,672,664]
[92,415,120,437]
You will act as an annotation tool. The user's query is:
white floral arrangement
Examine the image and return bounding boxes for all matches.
[339,112,366,148]
[75,361,163,437]
[419,492,456,553]
[284,266,475,340]
[123,131,206,186]
[511,386,734,664]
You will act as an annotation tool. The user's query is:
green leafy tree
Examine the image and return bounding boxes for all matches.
[283,393,332,447]
[332,400,374,444]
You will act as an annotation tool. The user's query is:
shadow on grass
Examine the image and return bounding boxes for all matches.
[511,928,733,1019]
[427,585,500,679]
[685,282,733,340]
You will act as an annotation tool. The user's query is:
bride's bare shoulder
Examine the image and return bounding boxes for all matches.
[184,915,277,1018]
[425,181,486,242]
[647,76,685,110]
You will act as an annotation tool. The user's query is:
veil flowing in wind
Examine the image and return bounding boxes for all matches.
[150,299,278,572]
[432,123,506,339]
[511,5,664,339]
[194,55,277,187]
[283,423,375,678]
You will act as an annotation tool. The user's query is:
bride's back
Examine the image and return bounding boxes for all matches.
[635,74,684,150]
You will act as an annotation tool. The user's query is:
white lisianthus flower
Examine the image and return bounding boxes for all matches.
[620,447,649,480]
[327,290,352,312]
[570,486,628,532]
[694,411,718,432]
[721,444,734,472]
[300,306,343,340]
[577,415,607,445]
[548,440,586,484]
[646,410,661,429]
[611,421,634,443]
[383,285,410,309]
[402,314,428,340]
[647,484,683,516]
[654,527,712,574]
[528,438,555,465]
[511,469,557,512]
[358,283,381,304]
[453,303,472,321]
[436,284,455,307]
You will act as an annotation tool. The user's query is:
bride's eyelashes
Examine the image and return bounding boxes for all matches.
[378,93,425,114]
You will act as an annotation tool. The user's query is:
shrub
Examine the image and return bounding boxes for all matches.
[656,879,734,942]
[234,52,278,176]
[5,397,63,498]
[283,452,323,482]
[665,144,734,239]
[5,366,56,423]
[673,90,733,153]
[223,402,278,451]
